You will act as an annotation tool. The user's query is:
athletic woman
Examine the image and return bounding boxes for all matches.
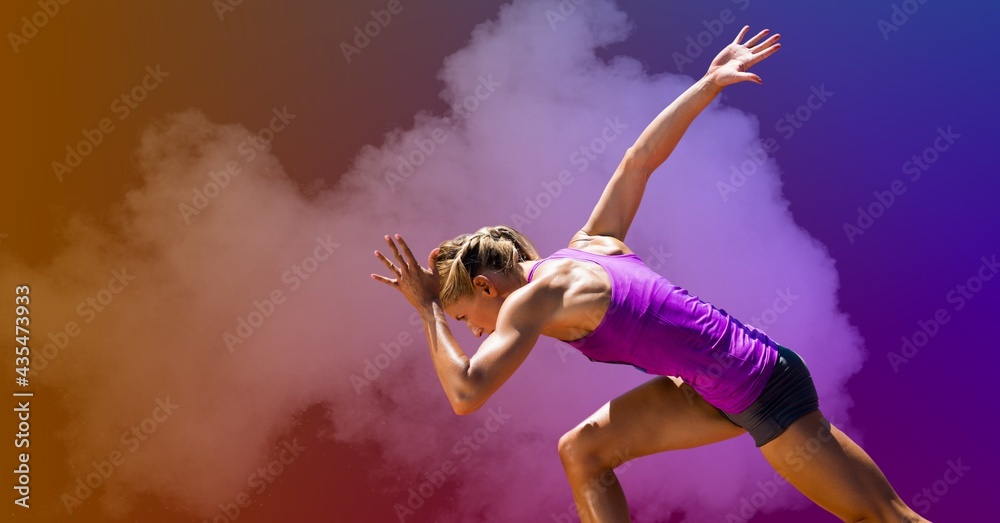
[371,26,929,523]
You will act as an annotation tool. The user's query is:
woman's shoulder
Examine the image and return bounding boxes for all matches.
[565,231,634,256]
[526,233,636,285]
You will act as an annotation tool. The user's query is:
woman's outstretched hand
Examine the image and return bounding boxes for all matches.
[704,26,781,88]
[371,234,441,311]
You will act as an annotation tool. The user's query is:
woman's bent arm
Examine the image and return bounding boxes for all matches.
[419,283,559,415]
[372,234,559,415]
[419,300,478,414]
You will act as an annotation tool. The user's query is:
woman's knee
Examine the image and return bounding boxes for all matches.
[558,423,621,473]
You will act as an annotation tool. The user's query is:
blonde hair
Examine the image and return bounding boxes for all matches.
[435,225,540,307]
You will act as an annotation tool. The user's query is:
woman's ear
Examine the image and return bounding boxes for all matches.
[472,274,494,296]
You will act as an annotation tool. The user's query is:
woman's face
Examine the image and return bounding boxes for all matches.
[445,276,503,338]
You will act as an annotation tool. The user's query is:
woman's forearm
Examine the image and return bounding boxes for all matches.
[419,300,476,413]
[631,76,722,176]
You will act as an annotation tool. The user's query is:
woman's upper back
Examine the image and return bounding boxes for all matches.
[526,234,779,414]
[522,235,624,342]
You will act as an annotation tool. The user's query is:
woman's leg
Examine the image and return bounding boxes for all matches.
[759,409,930,522]
[557,376,746,523]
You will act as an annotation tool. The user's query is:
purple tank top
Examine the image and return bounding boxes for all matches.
[527,248,778,414]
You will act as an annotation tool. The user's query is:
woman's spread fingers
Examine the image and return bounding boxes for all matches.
[749,42,781,66]
[375,250,400,274]
[385,235,407,272]
[395,234,418,268]
[733,25,749,44]
[371,273,396,286]
[751,34,780,53]
[743,28,769,47]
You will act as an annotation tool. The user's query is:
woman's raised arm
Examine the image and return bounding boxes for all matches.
[574,26,780,243]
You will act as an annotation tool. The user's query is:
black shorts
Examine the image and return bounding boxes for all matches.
[718,344,820,447]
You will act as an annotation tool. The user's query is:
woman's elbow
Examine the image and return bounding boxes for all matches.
[451,394,482,416]
[623,146,652,178]
[451,366,486,415]
[451,380,488,415]
[452,401,477,416]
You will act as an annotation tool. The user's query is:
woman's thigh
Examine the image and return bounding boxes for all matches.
[561,376,747,467]
[759,410,905,521]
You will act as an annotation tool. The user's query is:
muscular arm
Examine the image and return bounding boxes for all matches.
[419,282,561,415]
[631,77,721,177]
[576,78,720,243]
[577,26,780,244]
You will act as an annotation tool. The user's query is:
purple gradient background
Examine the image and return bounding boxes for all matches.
[2,0,996,521]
